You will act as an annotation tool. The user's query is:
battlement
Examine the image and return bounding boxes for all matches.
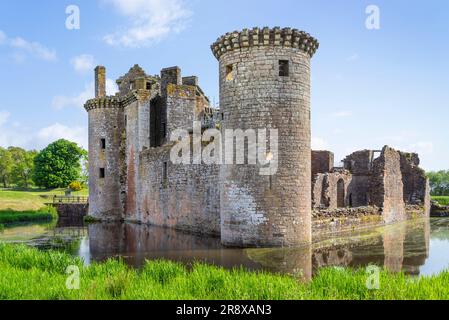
[84,96,121,112]
[211,26,319,60]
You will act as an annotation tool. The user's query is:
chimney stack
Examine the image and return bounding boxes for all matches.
[95,66,106,98]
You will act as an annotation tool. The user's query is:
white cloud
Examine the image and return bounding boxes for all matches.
[102,0,192,47]
[0,30,56,62]
[52,79,118,110]
[37,123,88,149]
[312,137,329,150]
[0,109,87,150]
[330,110,353,118]
[71,54,96,73]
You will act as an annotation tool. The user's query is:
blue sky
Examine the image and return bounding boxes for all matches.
[0,0,447,170]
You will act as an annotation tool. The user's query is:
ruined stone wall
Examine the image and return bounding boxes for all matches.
[399,152,431,216]
[312,174,325,208]
[166,84,198,137]
[137,145,221,236]
[213,27,319,247]
[371,146,406,223]
[123,99,140,221]
[161,67,181,96]
[312,151,334,176]
[347,175,371,207]
[343,150,375,175]
[312,171,352,209]
[400,153,430,206]
[342,150,374,208]
[85,99,124,220]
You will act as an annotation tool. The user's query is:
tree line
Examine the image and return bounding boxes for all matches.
[427,170,449,196]
[0,139,87,190]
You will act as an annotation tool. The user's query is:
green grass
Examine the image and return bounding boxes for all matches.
[0,207,57,225]
[0,243,448,300]
[433,196,449,206]
[0,188,88,211]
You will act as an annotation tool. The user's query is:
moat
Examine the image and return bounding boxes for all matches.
[1,217,448,279]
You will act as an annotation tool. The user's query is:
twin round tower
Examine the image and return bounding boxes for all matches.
[85,27,319,248]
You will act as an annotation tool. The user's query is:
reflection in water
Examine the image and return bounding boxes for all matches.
[1,217,449,279]
[88,223,262,271]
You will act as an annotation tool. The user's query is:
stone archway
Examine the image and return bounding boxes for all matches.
[337,179,345,208]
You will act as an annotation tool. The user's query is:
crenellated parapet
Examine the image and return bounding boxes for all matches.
[84,96,121,112]
[211,26,319,60]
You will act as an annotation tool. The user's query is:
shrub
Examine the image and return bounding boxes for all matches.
[69,181,83,192]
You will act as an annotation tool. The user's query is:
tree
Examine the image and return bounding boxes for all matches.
[0,147,13,188]
[8,147,37,188]
[427,170,449,196]
[33,139,85,189]
[80,151,88,186]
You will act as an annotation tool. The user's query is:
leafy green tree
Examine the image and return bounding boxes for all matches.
[427,170,449,196]
[80,151,88,186]
[8,147,37,188]
[33,139,85,189]
[0,147,13,188]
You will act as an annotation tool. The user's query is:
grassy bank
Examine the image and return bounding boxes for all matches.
[0,208,56,225]
[0,244,448,300]
[433,196,449,206]
[0,188,88,211]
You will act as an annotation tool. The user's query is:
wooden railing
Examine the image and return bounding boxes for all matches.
[52,196,89,204]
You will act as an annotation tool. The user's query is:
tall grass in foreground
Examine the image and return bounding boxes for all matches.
[0,244,448,300]
[433,196,449,206]
[0,207,57,225]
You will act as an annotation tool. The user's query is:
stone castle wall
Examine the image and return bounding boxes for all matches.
[312,151,334,176]
[371,146,406,223]
[138,145,221,235]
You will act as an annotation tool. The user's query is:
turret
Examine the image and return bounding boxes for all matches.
[211,27,319,247]
[85,66,124,221]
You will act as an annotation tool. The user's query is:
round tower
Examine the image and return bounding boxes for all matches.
[84,66,124,221]
[211,27,319,247]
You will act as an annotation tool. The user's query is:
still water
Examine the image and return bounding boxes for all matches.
[1,217,449,279]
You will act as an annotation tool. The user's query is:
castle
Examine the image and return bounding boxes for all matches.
[84,27,430,248]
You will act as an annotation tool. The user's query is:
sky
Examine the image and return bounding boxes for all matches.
[0,0,448,171]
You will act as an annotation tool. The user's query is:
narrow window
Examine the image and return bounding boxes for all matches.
[100,138,106,150]
[125,115,127,127]
[163,162,168,183]
[279,60,289,77]
[226,65,234,81]
[162,122,167,138]
[99,168,105,179]
[146,82,152,90]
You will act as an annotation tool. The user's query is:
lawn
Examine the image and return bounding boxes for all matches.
[433,196,449,206]
[0,243,448,300]
[0,188,88,211]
